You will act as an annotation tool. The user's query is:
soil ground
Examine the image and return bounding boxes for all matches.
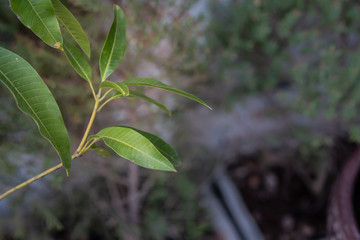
[227,137,358,240]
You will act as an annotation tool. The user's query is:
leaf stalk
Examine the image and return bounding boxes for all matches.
[0,163,62,200]
[0,89,104,201]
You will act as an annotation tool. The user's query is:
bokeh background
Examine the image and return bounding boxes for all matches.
[1,0,360,239]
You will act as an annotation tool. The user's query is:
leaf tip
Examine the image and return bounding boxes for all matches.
[66,169,70,177]
[54,42,62,49]
[166,164,177,172]
[201,102,212,110]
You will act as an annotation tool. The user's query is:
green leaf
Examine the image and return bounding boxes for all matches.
[89,144,112,157]
[95,126,175,172]
[99,5,126,81]
[124,127,181,167]
[0,47,71,171]
[51,0,91,57]
[123,78,212,109]
[63,40,92,84]
[101,80,129,96]
[10,0,63,49]
[113,91,171,116]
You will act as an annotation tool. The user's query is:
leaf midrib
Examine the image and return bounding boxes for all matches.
[55,3,89,55]
[27,0,58,44]
[64,45,90,82]
[102,135,171,169]
[102,81,126,95]
[0,67,58,151]
[101,12,118,81]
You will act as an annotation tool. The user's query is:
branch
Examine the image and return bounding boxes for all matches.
[0,163,63,200]
[0,90,104,201]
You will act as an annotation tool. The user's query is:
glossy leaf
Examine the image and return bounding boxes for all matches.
[95,126,175,171]
[112,91,171,116]
[10,0,63,49]
[63,40,92,84]
[123,78,212,109]
[99,5,126,81]
[124,127,181,167]
[0,47,71,171]
[51,0,90,57]
[101,80,129,96]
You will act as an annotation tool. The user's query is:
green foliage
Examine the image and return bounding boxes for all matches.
[127,127,181,167]
[99,5,126,82]
[0,0,209,200]
[205,0,292,93]
[0,47,71,171]
[124,78,211,109]
[293,45,360,142]
[63,39,92,84]
[143,173,212,239]
[202,0,360,142]
[10,0,63,49]
[93,126,176,171]
[89,144,111,157]
[204,0,360,96]
[101,80,129,96]
[51,0,90,57]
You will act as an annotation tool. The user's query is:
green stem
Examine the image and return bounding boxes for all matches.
[0,89,104,201]
[98,94,122,112]
[79,139,97,156]
[0,154,75,201]
[76,97,99,153]
[99,89,113,102]
[90,83,96,99]
[98,98,112,112]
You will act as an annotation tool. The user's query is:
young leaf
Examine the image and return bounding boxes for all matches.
[114,91,172,116]
[100,80,129,96]
[10,0,63,49]
[95,126,176,172]
[0,47,71,172]
[63,40,92,84]
[123,127,181,167]
[123,78,212,109]
[51,0,91,57]
[99,5,126,81]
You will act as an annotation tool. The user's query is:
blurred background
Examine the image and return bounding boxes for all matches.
[1,0,360,239]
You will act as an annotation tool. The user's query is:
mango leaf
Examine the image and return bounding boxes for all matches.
[99,5,126,81]
[10,0,63,49]
[51,0,90,57]
[100,80,129,96]
[89,144,111,157]
[95,126,175,171]
[111,91,171,116]
[63,40,92,84]
[124,127,181,167]
[123,78,212,109]
[0,47,71,172]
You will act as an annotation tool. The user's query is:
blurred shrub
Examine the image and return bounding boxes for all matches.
[200,0,360,143]
[143,173,212,239]
[204,0,360,95]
